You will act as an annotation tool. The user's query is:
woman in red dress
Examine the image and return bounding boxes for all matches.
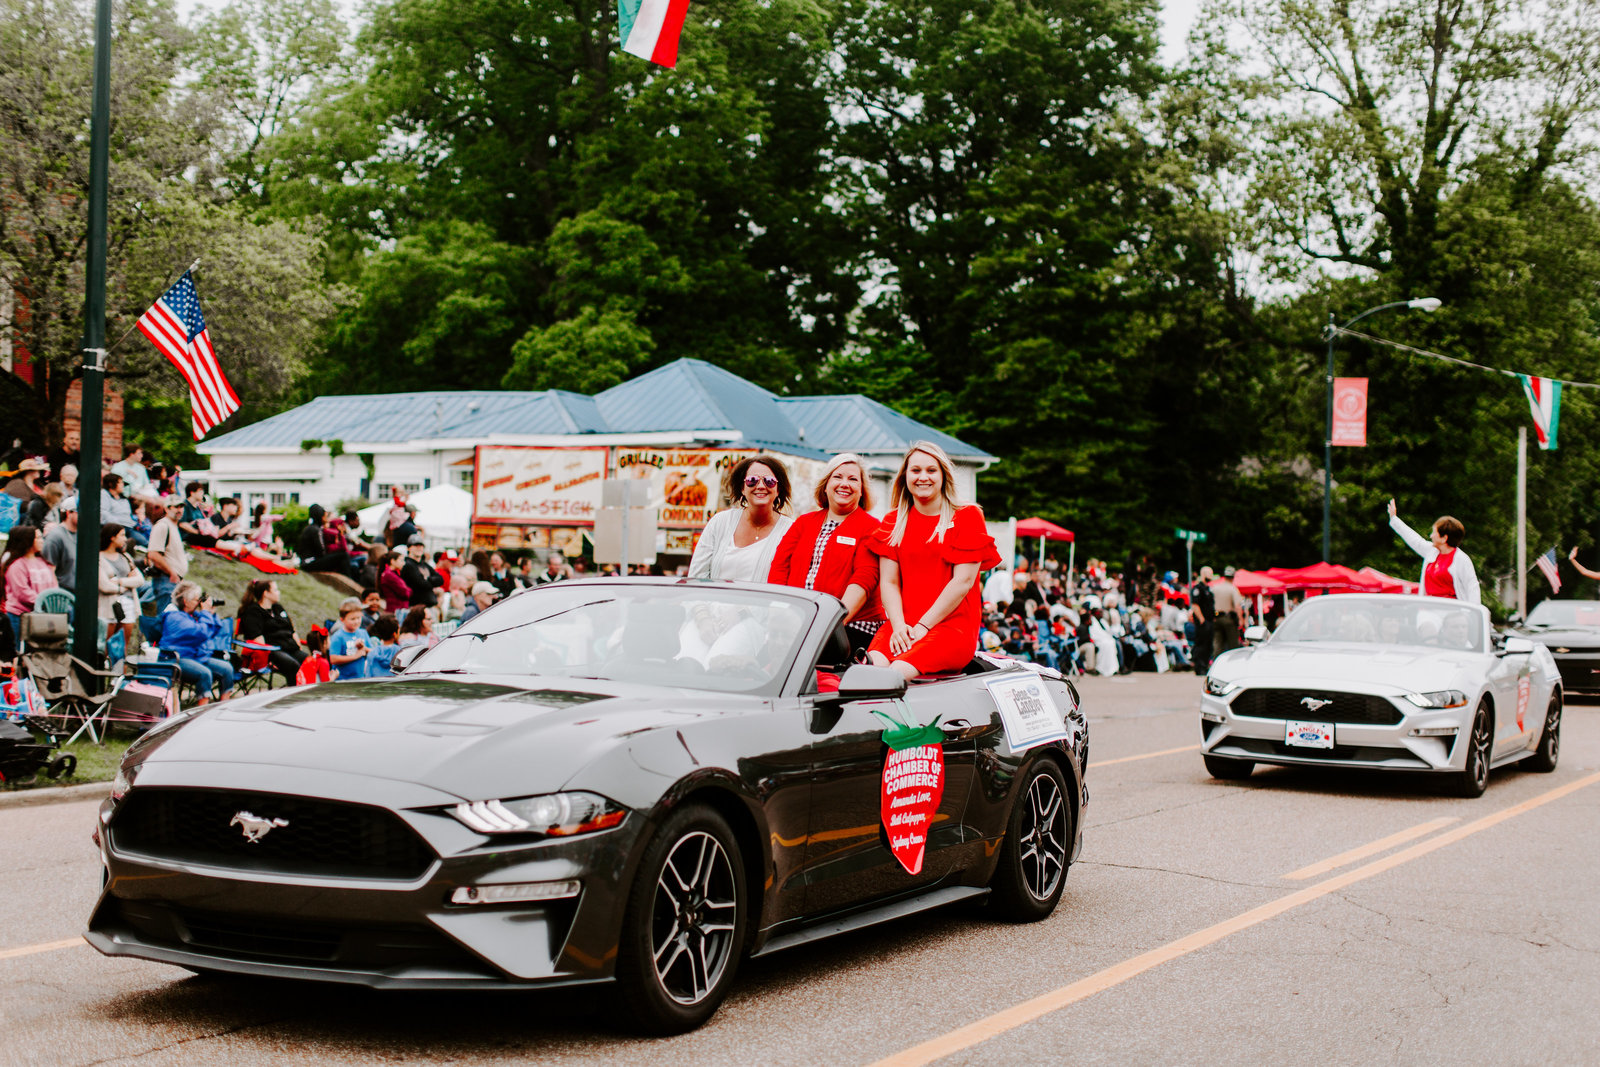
[866,442,999,679]
[768,453,886,655]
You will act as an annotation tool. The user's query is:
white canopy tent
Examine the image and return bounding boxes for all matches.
[357,484,473,550]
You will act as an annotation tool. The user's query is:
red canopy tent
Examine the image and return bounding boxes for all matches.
[1357,566,1420,594]
[1015,517,1074,570]
[1263,562,1384,592]
[1232,569,1287,596]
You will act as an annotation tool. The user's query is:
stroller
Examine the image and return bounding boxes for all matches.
[0,717,76,786]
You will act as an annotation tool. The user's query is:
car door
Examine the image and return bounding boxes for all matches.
[1486,633,1535,757]
[801,689,975,915]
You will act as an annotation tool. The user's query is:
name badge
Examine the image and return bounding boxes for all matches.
[837,535,857,545]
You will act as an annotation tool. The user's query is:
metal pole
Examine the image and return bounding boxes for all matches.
[1517,426,1527,619]
[72,0,113,667]
[1185,536,1194,588]
[1323,312,1334,563]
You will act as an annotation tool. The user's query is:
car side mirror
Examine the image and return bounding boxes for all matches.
[392,644,428,674]
[820,664,907,704]
[1243,625,1269,643]
[1499,636,1534,657]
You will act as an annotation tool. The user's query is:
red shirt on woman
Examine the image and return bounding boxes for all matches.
[1424,549,1457,599]
[865,505,999,674]
[767,508,884,621]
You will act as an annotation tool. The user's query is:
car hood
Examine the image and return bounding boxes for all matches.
[1513,626,1600,648]
[127,675,758,801]
[1214,643,1481,692]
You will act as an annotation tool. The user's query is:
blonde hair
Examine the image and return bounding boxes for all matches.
[888,442,962,546]
[812,453,873,512]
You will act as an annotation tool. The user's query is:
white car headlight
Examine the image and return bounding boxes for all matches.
[110,764,136,800]
[1204,676,1239,696]
[1404,689,1469,709]
[450,791,625,837]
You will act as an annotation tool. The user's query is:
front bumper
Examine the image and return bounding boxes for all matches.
[1199,688,1470,772]
[86,763,645,989]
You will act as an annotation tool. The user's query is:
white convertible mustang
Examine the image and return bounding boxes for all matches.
[1199,594,1561,796]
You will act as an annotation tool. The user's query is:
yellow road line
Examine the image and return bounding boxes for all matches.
[1088,744,1200,769]
[0,936,83,961]
[1282,816,1458,880]
[872,771,1600,1067]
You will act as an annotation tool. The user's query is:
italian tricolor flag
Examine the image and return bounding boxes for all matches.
[1519,374,1561,451]
[619,0,690,67]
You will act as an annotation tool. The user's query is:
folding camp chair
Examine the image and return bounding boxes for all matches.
[20,614,123,743]
[232,616,278,696]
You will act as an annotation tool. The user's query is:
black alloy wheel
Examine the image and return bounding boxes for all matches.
[617,804,746,1033]
[1527,692,1561,773]
[990,759,1072,922]
[1203,754,1255,780]
[1450,700,1493,798]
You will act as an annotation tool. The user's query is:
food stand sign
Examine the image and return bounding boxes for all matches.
[612,448,756,529]
[474,446,608,525]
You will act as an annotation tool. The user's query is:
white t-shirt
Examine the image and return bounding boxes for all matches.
[716,539,767,584]
[982,569,1012,608]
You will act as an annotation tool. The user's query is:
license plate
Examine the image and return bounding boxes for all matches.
[1285,720,1334,749]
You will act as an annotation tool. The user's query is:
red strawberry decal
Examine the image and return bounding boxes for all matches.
[876,711,945,876]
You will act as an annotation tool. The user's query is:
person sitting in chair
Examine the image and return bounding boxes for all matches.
[160,581,235,705]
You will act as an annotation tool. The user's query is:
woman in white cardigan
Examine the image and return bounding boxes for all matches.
[688,455,795,582]
[1387,499,1480,605]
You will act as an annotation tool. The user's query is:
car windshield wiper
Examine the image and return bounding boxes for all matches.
[460,599,618,641]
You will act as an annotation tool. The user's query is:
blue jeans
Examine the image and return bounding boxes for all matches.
[149,573,176,609]
[176,655,236,699]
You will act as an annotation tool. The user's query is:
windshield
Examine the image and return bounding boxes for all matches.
[1272,598,1483,652]
[1526,600,1600,628]
[408,583,817,693]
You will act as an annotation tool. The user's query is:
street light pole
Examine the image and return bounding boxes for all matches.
[71,0,113,667]
[1321,297,1443,563]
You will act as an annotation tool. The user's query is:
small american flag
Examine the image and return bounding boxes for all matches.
[1536,547,1562,594]
[137,271,239,440]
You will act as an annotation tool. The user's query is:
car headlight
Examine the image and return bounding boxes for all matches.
[1404,689,1469,709]
[110,764,137,800]
[1204,676,1239,696]
[450,791,626,837]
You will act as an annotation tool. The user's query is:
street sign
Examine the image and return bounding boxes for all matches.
[1174,527,1208,543]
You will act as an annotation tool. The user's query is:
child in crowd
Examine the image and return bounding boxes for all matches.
[365,614,401,675]
[295,627,332,686]
[328,598,371,680]
[359,588,383,631]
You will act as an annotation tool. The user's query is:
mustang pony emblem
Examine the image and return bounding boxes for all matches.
[230,811,289,843]
[1299,697,1333,712]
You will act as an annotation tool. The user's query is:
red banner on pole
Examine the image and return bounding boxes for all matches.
[1332,377,1368,446]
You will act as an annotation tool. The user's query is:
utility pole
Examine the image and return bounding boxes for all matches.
[72,0,113,667]
[1517,426,1527,619]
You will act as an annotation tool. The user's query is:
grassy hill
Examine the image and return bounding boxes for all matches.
[183,553,355,632]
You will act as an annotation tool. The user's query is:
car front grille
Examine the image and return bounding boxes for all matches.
[1230,688,1403,726]
[110,788,435,881]
[107,898,494,974]
[1550,655,1600,691]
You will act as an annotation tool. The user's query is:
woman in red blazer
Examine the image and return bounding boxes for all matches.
[769,453,886,656]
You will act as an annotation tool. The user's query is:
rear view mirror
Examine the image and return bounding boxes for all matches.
[826,664,907,703]
[392,644,428,674]
[1500,637,1534,656]
[1243,625,1269,643]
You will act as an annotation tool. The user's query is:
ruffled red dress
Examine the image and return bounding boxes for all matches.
[866,505,1000,674]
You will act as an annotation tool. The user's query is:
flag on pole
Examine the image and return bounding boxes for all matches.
[1535,547,1562,594]
[1519,374,1561,450]
[136,271,239,440]
[619,0,690,67]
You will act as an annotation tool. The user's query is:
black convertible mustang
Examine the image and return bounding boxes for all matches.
[88,579,1088,1032]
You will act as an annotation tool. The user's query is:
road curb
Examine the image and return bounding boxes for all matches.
[0,782,111,810]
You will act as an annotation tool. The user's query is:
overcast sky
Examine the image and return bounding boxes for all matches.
[177,0,1208,65]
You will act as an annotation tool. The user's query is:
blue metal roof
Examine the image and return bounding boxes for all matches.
[201,390,608,449]
[594,359,830,459]
[779,394,996,462]
[201,359,991,463]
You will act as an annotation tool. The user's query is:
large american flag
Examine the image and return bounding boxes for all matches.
[136,271,239,440]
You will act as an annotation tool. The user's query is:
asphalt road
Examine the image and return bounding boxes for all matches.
[4,672,1598,1066]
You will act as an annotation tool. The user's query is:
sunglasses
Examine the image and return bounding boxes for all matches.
[744,476,779,489]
